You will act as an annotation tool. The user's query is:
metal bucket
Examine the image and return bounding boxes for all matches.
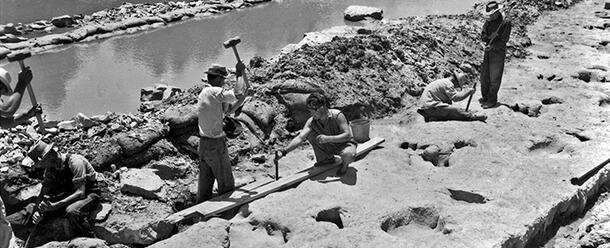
[350,118,370,143]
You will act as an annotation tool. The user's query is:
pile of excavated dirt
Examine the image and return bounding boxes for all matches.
[1,0,608,247]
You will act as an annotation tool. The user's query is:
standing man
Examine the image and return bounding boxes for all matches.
[7,140,100,241]
[0,67,41,129]
[275,93,357,175]
[0,67,40,248]
[197,62,249,203]
[479,1,512,109]
[417,71,487,122]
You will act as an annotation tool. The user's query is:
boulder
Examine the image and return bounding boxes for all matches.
[147,218,230,248]
[118,139,177,168]
[122,18,147,29]
[115,123,169,156]
[77,113,100,129]
[1,23,21,35]
[95,213,174,245]
[120,169,165,199]
[160,105,198,130]
[344,5,384,22]
[155,84,182,100]
[0,34,27,43]
[242,99,276,136]
[51,15,75,28]
[140,87,164,102]
[90,113,112,123]
[33,34,74,47]
[1,41,31,50]
[38,238,110,248]
[148,157,190,179]
[0,47,9,60]
[92,203,113,222]
[58,120,78,131]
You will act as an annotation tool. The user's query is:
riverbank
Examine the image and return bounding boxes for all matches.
[0,0,608,247]
[0,0,271,59]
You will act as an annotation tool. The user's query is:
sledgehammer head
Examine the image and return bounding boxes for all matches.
[223,36,241,48]
[7,51,32,62]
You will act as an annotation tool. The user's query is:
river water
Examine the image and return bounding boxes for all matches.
[1,0,484,120]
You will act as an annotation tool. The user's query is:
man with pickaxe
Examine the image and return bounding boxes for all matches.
[0,66,41,129]
[196,36,250,203]
[479,1,512,109]
[417,71,487,122]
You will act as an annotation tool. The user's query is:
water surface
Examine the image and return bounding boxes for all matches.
[1,0,485,120]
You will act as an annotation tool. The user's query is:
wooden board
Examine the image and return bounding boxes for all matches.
[165,137,385,224]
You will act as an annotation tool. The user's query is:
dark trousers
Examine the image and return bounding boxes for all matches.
[418,107,482,122]
[198,136,235,203]
[7,193,99,239]
[306,131,357,167]
[480,48,506,104]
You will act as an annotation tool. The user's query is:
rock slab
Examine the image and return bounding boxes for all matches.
[120,169,164,199]
[344,5,384,22]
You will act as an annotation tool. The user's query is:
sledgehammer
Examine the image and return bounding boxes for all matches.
[223,36,249,116]
[7,51,45,134]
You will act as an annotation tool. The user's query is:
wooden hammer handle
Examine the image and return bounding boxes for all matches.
[17,60,45,134]
[231,46,241,63]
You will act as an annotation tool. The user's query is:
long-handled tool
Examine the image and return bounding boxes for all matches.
[571,157,610,186]
[465,81,477,111]
[273,151,280,181]
[223,36,249,117]
[7,51,45,134]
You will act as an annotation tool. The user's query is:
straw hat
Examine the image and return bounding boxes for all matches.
[0,68,12,96]
[482,1,503,16]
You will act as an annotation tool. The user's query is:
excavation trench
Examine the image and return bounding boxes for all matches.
[503,167,610,247]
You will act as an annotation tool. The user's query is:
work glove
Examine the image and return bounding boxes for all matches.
[27,104,42,117]
[275,149,286,160]
[18,67,33,85]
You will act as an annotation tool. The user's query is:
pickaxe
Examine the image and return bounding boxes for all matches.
[7,51,45,134]
[465,81,477,111]
[273,151,280,181]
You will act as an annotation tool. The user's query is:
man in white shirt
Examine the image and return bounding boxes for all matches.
[196,62,249,203]
[417,72,487,122]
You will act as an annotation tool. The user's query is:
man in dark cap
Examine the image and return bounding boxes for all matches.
[7,140,100,240]
[275,92,357,175]
[196,62,250,203]
[479,0,512,109]
[0,67,41,129]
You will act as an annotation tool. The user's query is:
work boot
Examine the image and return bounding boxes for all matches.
[482,102,499,109]
[314,157,342,167]
[478,98,487,104]
[473,114,488,122]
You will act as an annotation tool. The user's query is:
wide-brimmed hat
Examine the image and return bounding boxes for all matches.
[482,1,503,16]
[0,68,12,96]
[204,64,228,78]
[27,140,55,165]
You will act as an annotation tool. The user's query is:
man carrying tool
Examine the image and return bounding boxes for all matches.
[7,140,100,242]
[0,67,41,129]
[417,71,487,122]
[479,1,512,109]
[196,62,250,203]
[275,93,357,175]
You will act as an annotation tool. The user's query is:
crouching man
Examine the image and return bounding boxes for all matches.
[8,140,100,241]
[417,72,487,122]
[275,93,357,175]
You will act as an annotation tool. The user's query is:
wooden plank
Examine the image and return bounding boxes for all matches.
[165,137,385,224]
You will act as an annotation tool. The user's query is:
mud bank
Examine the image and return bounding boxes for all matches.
[1,0,609,247]
[0,0,271,59]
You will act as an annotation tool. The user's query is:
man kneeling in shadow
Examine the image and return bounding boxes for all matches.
[275,93,357,175]
[417,71,487,122]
